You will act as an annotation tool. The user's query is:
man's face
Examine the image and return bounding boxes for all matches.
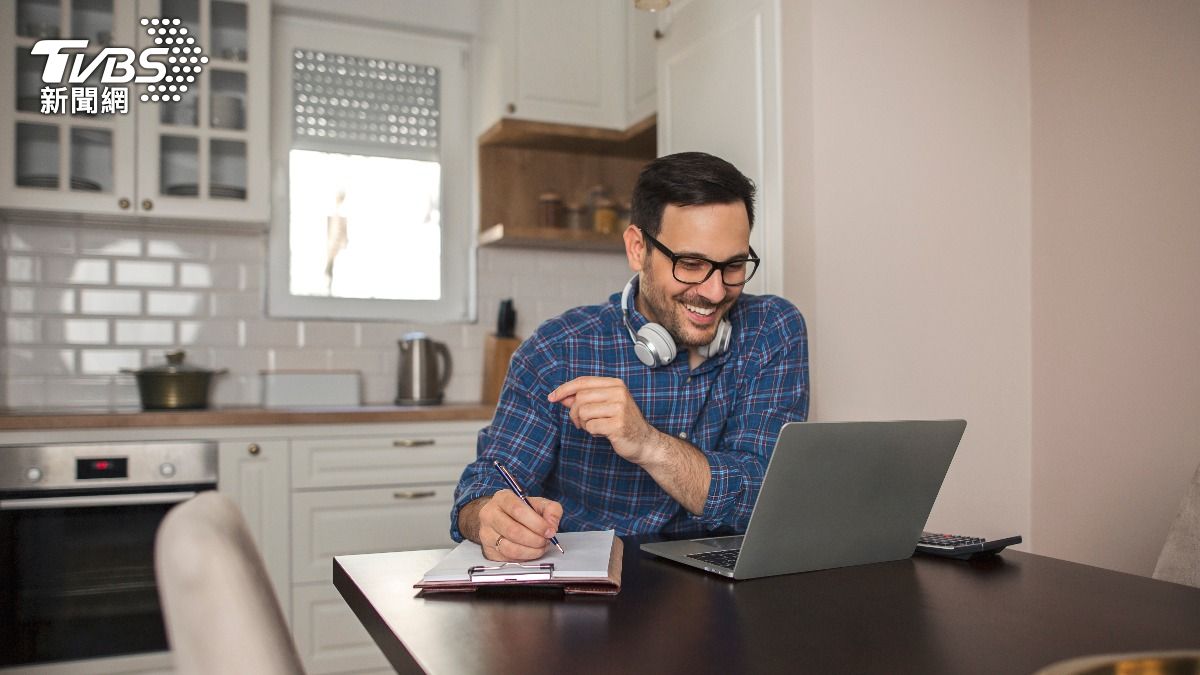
[629,201,752,349]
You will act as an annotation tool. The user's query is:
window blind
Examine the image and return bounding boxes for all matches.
[291,49,440,161]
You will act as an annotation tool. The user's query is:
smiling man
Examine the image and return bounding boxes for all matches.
[451,152,809,561]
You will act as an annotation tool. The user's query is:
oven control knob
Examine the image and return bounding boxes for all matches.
[25,467,43,483]
[159,462,177,478]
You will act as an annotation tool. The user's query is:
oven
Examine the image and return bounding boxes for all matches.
[0,441,217,669]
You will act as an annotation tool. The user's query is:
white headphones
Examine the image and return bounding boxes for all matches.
[621,275,732,368]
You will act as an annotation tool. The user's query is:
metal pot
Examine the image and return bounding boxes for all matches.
[121,350,227,410]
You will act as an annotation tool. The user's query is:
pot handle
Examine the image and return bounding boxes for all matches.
[435,341,453,395]
[119,368,137,374]
[212,368,230,376]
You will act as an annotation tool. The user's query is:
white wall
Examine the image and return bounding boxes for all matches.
[782,0,1034,540]
[1030,0,1200,576]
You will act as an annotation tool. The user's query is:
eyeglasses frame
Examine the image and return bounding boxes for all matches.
[638,228,761,286]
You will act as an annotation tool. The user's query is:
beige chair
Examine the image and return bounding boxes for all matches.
[1153,460,1200,589]
[155,491,305,674]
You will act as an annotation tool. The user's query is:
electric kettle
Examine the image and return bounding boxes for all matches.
[396,332,452,405]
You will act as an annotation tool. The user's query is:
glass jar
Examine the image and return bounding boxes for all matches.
[565,203,586,230]
[593,197,618,234]
[537,192,565,228]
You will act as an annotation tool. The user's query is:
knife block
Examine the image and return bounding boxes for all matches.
[482,334,522,405]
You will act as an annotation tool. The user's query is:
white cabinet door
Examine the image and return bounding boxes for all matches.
[625,2,658,125]
[133,0,270,222]
[218,438,292,622]
[291,483,458,584]
[656,0,783,296]
[292,582,391,675]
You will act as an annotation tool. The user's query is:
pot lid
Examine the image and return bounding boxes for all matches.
[138,350,214,374]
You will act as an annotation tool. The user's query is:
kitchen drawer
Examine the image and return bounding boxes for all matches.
[292,582,392,675]
[291,421,482,490]
[292,484,458,584]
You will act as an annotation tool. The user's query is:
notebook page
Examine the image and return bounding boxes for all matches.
[421,530,615,582]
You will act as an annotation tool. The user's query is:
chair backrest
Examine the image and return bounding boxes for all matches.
[155,491,305,674]
[1153,460,1200,588]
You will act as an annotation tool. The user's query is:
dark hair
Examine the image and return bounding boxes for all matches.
[630,151,756,237]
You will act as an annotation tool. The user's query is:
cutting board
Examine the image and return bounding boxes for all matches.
[481,334,521,405]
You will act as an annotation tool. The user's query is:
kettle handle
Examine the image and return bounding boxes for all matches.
[435,341,453,394]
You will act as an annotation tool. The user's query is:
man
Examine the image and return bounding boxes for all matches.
[452,151,809,561]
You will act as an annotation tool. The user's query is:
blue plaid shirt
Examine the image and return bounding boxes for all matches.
[450,285,809,540]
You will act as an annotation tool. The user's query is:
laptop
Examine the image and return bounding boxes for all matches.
[640,420,966,580]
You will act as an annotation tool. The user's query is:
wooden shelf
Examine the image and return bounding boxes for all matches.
[479,115,656,159]
[478,224,626,253]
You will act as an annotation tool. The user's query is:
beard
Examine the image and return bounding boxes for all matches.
[639,269,735,349]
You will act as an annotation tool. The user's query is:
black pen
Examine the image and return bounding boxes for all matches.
[493,460,565,554]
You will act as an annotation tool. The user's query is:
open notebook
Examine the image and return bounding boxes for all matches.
[415,530,623,595]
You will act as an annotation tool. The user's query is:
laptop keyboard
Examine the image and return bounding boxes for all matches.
[687,548,740,569]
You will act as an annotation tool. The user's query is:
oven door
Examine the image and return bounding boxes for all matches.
[0,486,209,668]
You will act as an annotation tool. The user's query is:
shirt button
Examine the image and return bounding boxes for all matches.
[678,432,688,440]
[686,376,692,383]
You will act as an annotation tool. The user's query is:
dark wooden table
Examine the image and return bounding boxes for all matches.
[333,538,1200,675]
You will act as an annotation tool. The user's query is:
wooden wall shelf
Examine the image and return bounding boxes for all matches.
[478,224,626,253]
[479,115,656,159]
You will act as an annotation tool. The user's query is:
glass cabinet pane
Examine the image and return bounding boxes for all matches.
[160,88,198,127]
[16,123,60,189]
[160,0,199,36]
[17,0,61,39]
[71,0,114,44]
[160,135,198,197]
[211,1,247,61]
[210,140,246,199]
[209,71,245,130]
[16,48,44,113]
[70,128,112,192]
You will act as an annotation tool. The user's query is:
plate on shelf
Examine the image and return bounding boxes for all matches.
[165,183,199,196]
[16,175,102,191]
[210,184,246,199]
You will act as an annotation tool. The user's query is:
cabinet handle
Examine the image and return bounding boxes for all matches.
[118,197,131,209]
[654,29,664,40]
[247,443,261,456]
[393,490,437,500]
[393,439,436,448]
[506,102,516,114]
[141,198,154,211]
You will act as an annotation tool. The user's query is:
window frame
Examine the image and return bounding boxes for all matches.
[268,16,473,322]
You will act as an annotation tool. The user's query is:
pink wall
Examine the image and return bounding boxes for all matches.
[1031,0,1200,575]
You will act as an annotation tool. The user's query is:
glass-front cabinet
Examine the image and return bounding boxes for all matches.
[0,0,268,223]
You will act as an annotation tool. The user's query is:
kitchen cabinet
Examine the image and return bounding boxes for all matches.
[217,438,292,624]
[476,0,657,133]
[0,0,269,226]
[288,421,482,674]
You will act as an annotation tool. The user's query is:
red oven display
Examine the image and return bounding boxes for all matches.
[76,458,128,480]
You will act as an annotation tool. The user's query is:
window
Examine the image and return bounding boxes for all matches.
[269,17,471,321]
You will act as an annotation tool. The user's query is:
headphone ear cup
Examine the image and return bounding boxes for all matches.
[635,322,677,368]
[697,319,732,358]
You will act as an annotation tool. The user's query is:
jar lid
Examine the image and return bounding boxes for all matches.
[538,192,562,202]
[595,197,615,208]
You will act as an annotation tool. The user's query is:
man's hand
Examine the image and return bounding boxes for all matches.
[547,376,662,465]
[462,490,563,562]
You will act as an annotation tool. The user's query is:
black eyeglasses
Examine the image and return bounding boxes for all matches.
[640,228,760,286]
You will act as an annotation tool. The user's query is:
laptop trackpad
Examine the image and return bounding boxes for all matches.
[696,535,744,549]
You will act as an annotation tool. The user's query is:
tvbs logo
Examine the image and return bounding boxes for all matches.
[33,17,207,107]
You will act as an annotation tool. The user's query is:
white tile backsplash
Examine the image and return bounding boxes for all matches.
[115,260,175,286]
[80,288,140,315]
[2,222,632,409]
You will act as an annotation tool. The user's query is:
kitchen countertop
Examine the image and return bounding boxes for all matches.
[0,404,495,430]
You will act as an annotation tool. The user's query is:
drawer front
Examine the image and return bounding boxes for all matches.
[292,421,483,489]
[292,484,458,584]
[292,582,391,675]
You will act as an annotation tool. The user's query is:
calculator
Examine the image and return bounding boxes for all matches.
[915,532,1022,560]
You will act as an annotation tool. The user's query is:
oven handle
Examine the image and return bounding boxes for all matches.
[0,491,200,511]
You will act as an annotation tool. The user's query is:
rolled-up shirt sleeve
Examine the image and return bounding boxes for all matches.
[691,302,809,530]
[449,340,561,541]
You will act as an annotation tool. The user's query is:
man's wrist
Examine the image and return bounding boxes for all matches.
[458,496,490,543]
